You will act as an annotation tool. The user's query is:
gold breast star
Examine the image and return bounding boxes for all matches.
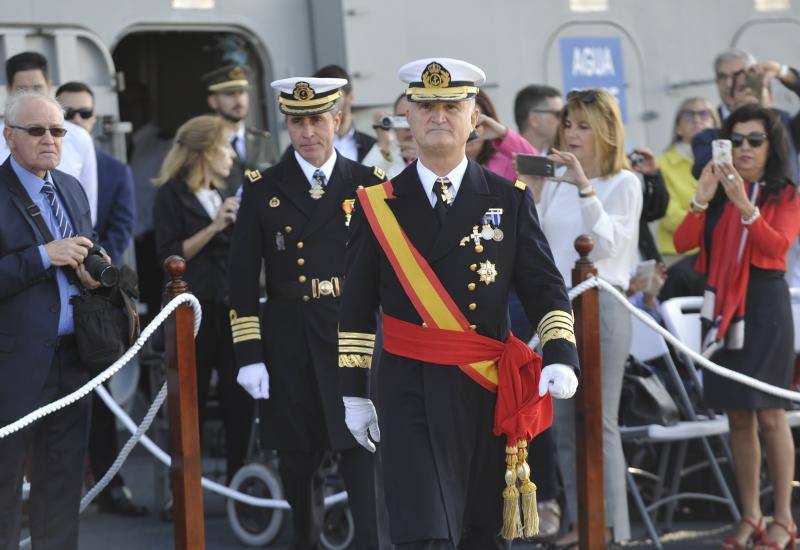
[477,261,498,285]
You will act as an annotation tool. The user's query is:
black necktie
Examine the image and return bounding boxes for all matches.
[432,177,453,225]
[230,135,241,160]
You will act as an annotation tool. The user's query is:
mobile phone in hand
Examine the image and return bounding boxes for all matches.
[516,154,555,177]
[712,139,732,166]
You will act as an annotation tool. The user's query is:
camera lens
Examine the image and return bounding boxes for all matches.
[84,246,119,288]
[379,115,393,129]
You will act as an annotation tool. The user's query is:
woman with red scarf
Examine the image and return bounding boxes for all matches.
[674,105,800,550]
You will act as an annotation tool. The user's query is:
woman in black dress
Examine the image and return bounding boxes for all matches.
[153,115,251,482]
[674,105,800,549]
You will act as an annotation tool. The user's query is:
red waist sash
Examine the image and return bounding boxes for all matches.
[382,314,552,443]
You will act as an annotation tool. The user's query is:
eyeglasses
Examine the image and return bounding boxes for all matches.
[679,110,713,122]
[567,89,599,103]
[730,131,768,148]
[9,125,68,138]
[65,108,94,120]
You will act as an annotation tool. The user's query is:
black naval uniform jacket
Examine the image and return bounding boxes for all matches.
[228,151,384,451]
[337,159,579,542]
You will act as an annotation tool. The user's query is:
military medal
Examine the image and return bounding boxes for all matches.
[342,199,356,227]
[477,260,498,285]
[309,183,325,200]
[480,223,494,241]
[275,232,285,251]
[492,228,504,242]
[440,180,454,206]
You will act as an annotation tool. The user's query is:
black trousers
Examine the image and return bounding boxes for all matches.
[0,340,90,550]
[88,382,124,492]
[277,446,385,550]
[195,301,252,483]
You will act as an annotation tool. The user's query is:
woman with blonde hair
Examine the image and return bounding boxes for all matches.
[657,97,720,262]
[522,88,642,545]
[153,115,249,483]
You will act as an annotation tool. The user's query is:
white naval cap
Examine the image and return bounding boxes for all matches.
[397,58,486,102]
[270,77,348,115]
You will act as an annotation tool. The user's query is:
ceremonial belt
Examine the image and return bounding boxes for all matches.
[358,181,549,539]
[268,276,342,300]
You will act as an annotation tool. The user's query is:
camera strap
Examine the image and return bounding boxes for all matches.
[6,174,81,287]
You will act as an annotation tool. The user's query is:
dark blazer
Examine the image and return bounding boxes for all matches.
[639,171,669,262]
[95,148,135,263]
[0,158,94,424]
[228,152,384,450]
[353,129,377,163]
[224,127,278,197]
[153,179,231,303]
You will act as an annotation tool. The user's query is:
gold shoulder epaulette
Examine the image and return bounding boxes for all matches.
[247,127,271,137]
[373,166,386,179]
[245,169,262,183]
[514,180,527,191]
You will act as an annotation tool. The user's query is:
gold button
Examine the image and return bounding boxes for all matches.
[302,295,310,302]
[467,283,476,291]
[468,303,477,311]
[469,263,478,271]
[298,275,307,283]
[285,226,293,233]
[469,324,477,330]
[297,258,305,266]
[297,241,304,249]
[474,244,484,253]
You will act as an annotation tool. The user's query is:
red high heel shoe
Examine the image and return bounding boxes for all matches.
[754,520,797,549]
[722,516,766,549]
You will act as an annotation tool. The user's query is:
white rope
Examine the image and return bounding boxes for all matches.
[540,274,800,403]
[0,293,202,439]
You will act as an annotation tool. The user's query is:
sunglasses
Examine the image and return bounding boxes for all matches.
[9,125,68,138]
[567,89,599,103]
[65,107,94,120]
[730,131,768,148]
[679,110,713,121]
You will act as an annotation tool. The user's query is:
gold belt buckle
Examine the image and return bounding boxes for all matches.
[311,277,341,299]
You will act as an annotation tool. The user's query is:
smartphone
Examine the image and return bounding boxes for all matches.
[515,154,555,177]
[635,259,656,278]
[712,139,732,166]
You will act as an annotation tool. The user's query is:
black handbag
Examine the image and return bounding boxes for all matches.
[619,355,680,427]
[8,175,140,374]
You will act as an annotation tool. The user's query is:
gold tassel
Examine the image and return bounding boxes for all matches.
[517,440,539,537]
[501,444,522,540]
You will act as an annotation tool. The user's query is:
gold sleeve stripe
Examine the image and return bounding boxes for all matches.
[232,324,261,333]
[339,346,375,354]
[232,328,261,339]
[337,331,376,341]
[231,316,260,326]
[540,328,577,347]
[539,320,575,333]
[537,310,574,334]
[339,354,372,369]
[338,339,376,347]
[233,333,262,344]
[231,320,260,329]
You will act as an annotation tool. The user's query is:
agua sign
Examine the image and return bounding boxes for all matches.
[559,36,627,122]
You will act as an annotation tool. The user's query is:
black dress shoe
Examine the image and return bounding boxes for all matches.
[97,485,148,517]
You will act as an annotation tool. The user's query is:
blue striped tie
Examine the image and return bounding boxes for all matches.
[40,181,75,238]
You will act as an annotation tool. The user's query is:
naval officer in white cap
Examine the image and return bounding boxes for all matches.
[228,75,388,549]
[338,58,579,548]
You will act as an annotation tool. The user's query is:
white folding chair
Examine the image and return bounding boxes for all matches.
[623,311,739,548]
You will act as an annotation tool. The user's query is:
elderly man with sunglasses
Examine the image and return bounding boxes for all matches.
[0,91,103,550]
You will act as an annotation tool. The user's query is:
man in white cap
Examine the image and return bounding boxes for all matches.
[338,58,580,548]
[227,76,388,548]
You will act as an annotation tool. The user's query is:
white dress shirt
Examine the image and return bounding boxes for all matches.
[194,187,222,219]
[334,126,359,162]
[294,149,338,187]
[416,156,469,208]
[0,120,98,224]
[535,169,642,290]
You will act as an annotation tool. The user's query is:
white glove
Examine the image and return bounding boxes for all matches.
[237,363,270,400]
[538,363,579,399]
[342,396,381,453]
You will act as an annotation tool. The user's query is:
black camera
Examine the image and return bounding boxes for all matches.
[84,245,119,288]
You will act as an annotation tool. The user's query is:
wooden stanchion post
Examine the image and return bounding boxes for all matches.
[571,236,605,550]
[163,256,205,550]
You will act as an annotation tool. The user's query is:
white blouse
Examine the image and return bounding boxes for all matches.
[535,169,643,290]
[194,188,222,220]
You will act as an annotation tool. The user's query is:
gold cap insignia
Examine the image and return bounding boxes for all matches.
[245,169,262,183]
[293,82,316,101]
[422,62,451,89]
[228,66,246,81]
